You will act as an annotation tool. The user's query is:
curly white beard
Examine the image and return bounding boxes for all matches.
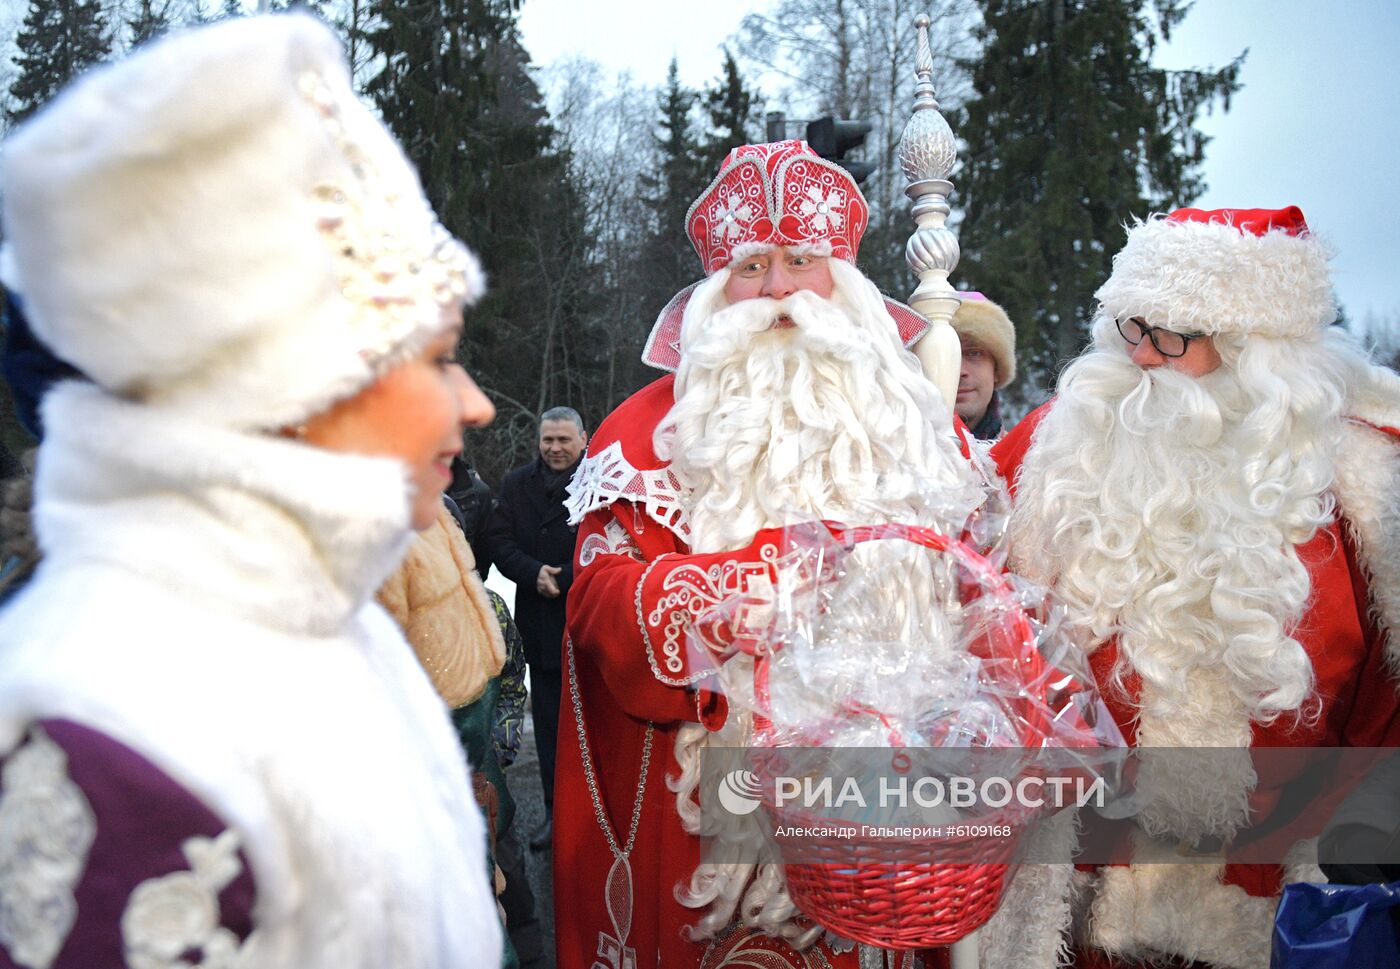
[1007,318,1347,840]
[656,259,982,944]
[658,259,974,552]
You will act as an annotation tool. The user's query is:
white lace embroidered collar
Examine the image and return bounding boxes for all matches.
[565,440,693,544]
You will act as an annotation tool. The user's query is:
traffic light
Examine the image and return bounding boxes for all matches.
[806,117,875,184]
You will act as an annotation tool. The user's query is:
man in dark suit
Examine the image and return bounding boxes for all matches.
[486,406,587,850]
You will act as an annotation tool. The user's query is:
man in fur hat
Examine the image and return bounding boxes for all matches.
[950,292,1017,440]
[994,206,1400,968]
[555,140,990,969]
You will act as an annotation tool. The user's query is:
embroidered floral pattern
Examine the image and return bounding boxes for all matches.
[773,155,867,265]
[0,726,96,969]
[579,518,644,568]
[711,192,757,244]
[121,830,248,969]
[685,142,870,274]
[566,442,692,544]
[698,922,837,969]
[634,556,704,688]
[799,186,846,233]
[592,929,637,969]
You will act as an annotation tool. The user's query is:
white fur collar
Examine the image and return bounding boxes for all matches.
[34,383,415,635]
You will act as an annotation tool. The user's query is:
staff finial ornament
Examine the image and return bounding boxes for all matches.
[899,13,963,412]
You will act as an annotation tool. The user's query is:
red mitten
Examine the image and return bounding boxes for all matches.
[637,526,795,678]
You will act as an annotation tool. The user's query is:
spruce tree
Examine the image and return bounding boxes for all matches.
[637,59,709,319]
[701,49,762,172]
[9,0,110,125]
[365,0,597,480]
[957,0,1242,400]
[129,0,173,47]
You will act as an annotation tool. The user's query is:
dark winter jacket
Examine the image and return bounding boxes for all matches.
[484,457,578,671]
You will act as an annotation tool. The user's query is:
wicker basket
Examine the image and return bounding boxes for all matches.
[751,522,1048,949]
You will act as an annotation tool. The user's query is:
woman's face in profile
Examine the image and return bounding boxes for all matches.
[302,313,494,530]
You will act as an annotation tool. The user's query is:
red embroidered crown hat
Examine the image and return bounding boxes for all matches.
[687,140,869,273]
[642,140,929,372]
[1095,205,1335,341]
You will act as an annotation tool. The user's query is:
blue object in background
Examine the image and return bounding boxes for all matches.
[1272,881,1400,968]
[2,290,81,440]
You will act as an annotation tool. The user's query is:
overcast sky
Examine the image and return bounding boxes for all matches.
[518,0,1400,328]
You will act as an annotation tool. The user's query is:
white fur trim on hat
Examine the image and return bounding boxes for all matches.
[952,295,1017,387]
[1,14,483,431]
[725,239,834,267]
[1094,215,1335,340]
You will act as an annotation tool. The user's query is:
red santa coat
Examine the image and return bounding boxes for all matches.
[991,402,1400,968]
[557,375,978,969]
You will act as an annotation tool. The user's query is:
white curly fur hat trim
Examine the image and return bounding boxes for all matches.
[726,239,834,267]
[1094,207,1335,340]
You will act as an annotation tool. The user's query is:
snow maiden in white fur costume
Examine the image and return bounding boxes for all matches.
[993,206,1400,969]
[0,15,503,969]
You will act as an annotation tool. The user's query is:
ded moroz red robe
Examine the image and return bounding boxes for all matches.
[556,375,985,969]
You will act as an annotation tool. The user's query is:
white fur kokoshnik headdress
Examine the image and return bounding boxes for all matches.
[0,13,484,431]
[1095,205,1334,340]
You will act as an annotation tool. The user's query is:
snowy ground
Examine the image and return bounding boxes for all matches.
[505,710,556,968]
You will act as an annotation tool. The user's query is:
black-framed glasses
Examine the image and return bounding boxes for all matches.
[1115,317,1205,359]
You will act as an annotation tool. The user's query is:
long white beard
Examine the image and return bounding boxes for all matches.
[657,260,975,552]
[657,262,983,944]
[1007,324,1345,840]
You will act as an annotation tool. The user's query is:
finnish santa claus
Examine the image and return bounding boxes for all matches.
[556,140,996,969]
[994,206,1400,968]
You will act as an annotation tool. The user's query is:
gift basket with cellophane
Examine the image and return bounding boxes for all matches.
[685,492,1125,950]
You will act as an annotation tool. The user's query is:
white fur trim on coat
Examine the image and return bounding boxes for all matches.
[979,809,1078,968]
[0,383,502,967]
[1331,335,1400,677]
[1094,215,1334,340]
[1085,830,1275,969]
[1332,419,1400,676]
[1078,834,1327,969]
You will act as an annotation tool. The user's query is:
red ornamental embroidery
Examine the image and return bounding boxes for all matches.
[698,921,836,969]
[777,157,866,263]
[685,141,870,274]
[646,547,781,675]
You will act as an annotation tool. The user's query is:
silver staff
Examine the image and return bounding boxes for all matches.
[900,13,963,412]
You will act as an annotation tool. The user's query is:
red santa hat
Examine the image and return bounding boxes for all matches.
[1094,205,1335,341]
[643,140,928,372]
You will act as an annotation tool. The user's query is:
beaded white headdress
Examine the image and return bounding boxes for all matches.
[298,69,484,376]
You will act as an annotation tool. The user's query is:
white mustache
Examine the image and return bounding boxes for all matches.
[683,290,868,370]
